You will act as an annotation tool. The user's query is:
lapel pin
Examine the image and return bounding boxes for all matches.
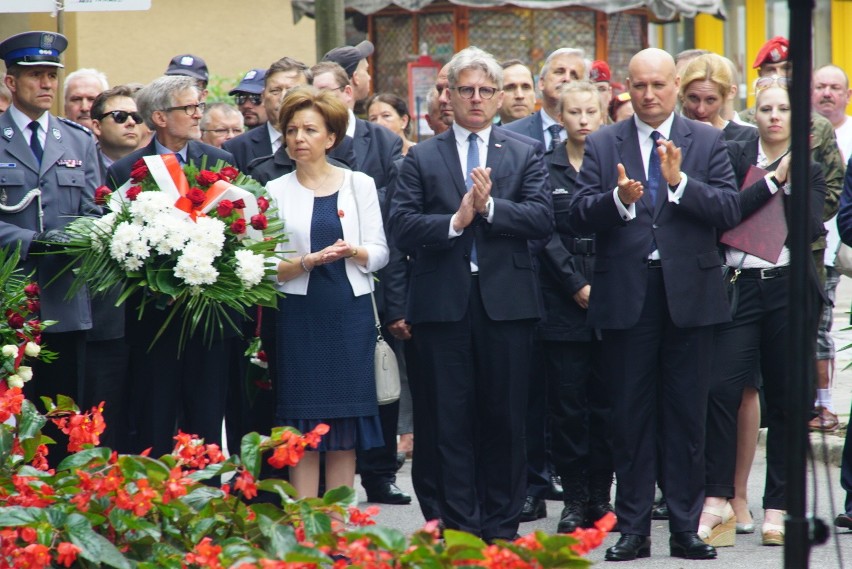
[3,127,12,140]
[494,143,502,148]
[52,128,61,140]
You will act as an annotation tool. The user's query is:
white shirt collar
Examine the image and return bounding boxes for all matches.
[451,122,492,147]
[153,136,188,162]
[267,121,281,143]
[633,112,675,141]
[540,109,560,130]
[8,104,48,137]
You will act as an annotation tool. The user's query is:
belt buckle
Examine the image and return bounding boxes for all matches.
[760,268,773,279]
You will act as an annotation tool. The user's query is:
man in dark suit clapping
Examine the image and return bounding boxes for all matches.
[568,48,741,561]
[390,46,552,542]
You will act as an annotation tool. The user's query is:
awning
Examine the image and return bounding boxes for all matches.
[291,0,725,21]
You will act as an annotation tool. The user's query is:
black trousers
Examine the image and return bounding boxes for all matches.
[413,276,534,540]
[29,330,86,466]
[542,339,612,479]
[705,273,818,509]
[126,336,230,458]
[842,396,852,513]
[82,337,130,452]
[601,269,712,535]
[406,337,441,521]
[524,341,551,499]
[357,398,400,492]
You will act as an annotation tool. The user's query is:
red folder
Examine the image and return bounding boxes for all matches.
[719,165,787,263]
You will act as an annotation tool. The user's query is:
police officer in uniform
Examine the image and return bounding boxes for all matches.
[0,31,99,461]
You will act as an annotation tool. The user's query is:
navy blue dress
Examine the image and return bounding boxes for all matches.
[275,191,382,451]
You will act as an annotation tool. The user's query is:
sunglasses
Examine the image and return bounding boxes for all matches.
[98,110,143,124]
[754,75,791,92]
[235,94,262,106]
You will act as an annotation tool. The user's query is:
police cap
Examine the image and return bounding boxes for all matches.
[165,54,209,82]
[0,31,67,69]
[229,68,266,96]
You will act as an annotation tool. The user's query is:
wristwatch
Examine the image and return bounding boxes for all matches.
[350,247,358,258]
[769,172,785,188]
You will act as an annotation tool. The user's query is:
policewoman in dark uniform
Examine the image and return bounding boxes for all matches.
[0,31,100,461]
[537,80,612,535]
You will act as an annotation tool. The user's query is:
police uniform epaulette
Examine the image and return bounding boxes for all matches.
[56,116,92,135]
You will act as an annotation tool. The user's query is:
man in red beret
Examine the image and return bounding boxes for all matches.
[589,60,613,120]
[752,36,789,76]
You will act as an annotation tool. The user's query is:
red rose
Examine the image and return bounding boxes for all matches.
[126,186,142,201]
[130,162,149,184]
[186,188,207,208]
[257,196,270,213]
[195,170,220,187]
[94,185,112,206]
[216,199,234,217]
[6,311,24,329]
[250,214,268,230]
[27,319,41,333]
[219,166,239,182]
[24,283,40,298]
[256,350,268,362]
[232,199,246,210]
[25,299,40,314]
[230,219,247,235]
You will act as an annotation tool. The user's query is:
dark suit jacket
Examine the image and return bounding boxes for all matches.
[389,127,552,324]
[222,125,272,172]
[568,114,741,330]
[502,110,546,147]
[329,119,402,193]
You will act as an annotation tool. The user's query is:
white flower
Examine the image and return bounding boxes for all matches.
[110,221,141,261]
[2,345,19,358]
[234,249,266,288]
[174,243,219,286]
[16,366,32,382]
[6,375,23,389]
[24,342,40,357]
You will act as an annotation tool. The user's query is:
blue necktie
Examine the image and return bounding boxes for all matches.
[466,132,480,266]
[28,122,43,166]
[647,131,662,205]
[175,153,185,165]
[547,124,564,151]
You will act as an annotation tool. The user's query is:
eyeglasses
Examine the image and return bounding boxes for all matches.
[318,85,346,93]
[162,102,207,116]
[451,86,498,100]
[202,128,244,136]
[235,94,262,106]
[754,75,790,92]
[97,110,143,124]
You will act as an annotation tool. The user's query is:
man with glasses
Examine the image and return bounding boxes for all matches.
[390,46,551,541]
[91,85,141,179]
[0,31,100,466]
[224,57,308,171]
[200,103,244,149]
[229,69,267,129]
[505,47,588,149]
[105,75,235,458]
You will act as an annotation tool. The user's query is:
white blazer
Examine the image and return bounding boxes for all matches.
[266,168,389,296]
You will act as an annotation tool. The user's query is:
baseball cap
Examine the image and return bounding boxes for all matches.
[322,40,374,78]
[229,68,267,96]
[165,54,209,82]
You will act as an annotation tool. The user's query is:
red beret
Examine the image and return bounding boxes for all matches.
[752,36,789,69]
[589,60,611,83]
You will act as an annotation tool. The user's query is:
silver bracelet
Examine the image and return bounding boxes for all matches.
[300,255,313,272]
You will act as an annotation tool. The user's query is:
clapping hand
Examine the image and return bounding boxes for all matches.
[657,138,683,187]
[616,163,644,206]
[470,166,493,215]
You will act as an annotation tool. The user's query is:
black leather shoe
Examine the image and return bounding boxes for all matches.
[366,483,412,505]
[670,531,717,559]
[604,534,651,561]
[651,497,669,520]
[520,496,546,522]
[835,512,852,529]
[547,474,564,501]
[556,505,585,533]
[395,452,406,471]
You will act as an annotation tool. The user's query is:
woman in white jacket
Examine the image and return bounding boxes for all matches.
[265,87,389,498]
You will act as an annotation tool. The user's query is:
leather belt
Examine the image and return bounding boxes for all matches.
[567,238,595,256]
[737,266,789,280]
[647,259,662,268]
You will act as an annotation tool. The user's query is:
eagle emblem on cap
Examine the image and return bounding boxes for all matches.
[590,68,600,81]
[245,70,257,80]
[41,33,55,49]
[770,48,781,62]
[180,56,194,66]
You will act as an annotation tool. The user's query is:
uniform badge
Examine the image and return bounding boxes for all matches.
[244,70,257,80]
[41,33,56,50]
[180,56,194,66]
[2,127,12,140]
[52,128,61,140]
[58,159,82,168]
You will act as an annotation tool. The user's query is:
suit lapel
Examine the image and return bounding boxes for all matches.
[436,130,467,198]
[485,129,506,190]
[353,119,369,170]
[0,114,40,174]
[41,116,66,175]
